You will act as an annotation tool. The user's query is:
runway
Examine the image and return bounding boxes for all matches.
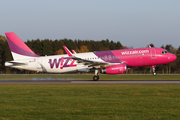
[0,80,180,85]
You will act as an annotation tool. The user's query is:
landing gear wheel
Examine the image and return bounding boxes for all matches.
[153,72,156,76]
[93,76,99,81]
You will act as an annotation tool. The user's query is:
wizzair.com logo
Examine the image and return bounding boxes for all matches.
[49,57,76,69]
[121,50,149,55]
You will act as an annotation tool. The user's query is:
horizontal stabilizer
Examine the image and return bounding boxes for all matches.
[5,61,27,66]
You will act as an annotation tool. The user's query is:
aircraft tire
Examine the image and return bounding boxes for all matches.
[93,76,99,81]
[153,72,156,76]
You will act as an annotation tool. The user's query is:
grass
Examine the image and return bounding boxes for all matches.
[0,85,180,120]
[0,74,179,80]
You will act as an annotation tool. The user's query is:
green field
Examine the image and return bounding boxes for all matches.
[0,85,180,120]
[0,74,180,80]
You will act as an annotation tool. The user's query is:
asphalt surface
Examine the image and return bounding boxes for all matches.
[0,80,180,85]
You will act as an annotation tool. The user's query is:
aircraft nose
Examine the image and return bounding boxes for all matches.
[169,54,177,62]
[172,54,177,61]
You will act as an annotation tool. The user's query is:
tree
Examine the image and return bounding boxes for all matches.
[41,39,53,55]
[0,35,7,42]
[116,41,123,49]
[0,40,8,71]
[99,46,110,51]
[54,49,64,55]
[147,43,154,47]
[109,40,116,50]
[121,46,129,49]
[76,45,89,53]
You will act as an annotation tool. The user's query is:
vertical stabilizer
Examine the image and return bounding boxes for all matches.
[5,32,39,60]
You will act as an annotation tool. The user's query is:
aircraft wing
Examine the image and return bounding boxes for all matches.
[63,46,109,67]
[70,55,108,66]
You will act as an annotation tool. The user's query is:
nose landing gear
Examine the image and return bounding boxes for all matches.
[152,65,156,76]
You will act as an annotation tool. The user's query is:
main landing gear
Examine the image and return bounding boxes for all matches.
[152,65,156,76]
[93,69,99,81]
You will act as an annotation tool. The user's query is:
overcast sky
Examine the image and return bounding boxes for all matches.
[1,0,180,48]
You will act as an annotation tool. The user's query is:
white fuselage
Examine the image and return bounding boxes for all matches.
[6,52,106,73]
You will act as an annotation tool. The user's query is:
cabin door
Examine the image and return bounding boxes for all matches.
[151,49,156,59]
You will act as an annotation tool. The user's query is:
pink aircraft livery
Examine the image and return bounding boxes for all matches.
[5,32,177,80]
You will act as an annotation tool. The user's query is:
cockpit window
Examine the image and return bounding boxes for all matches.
[162,51,170,54]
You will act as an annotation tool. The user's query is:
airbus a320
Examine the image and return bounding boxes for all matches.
[5,32,177,80]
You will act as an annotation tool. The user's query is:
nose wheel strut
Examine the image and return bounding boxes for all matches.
[152,65,156,76]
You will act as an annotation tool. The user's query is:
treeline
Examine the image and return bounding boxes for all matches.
[0,35,179,74]
[25,38,123,56]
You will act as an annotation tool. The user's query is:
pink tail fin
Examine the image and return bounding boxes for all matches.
[5,32,39,60]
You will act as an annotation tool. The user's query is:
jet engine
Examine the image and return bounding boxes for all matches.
[101,64,126,74]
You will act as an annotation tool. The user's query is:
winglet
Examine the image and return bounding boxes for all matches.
[63,46,73,57]
[72,49,76,54]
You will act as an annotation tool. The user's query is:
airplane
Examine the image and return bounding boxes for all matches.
[5,32,177,81]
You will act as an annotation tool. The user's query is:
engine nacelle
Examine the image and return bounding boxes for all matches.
[102,64,126,74]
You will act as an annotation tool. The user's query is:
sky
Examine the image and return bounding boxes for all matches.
[0,0,180,48]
